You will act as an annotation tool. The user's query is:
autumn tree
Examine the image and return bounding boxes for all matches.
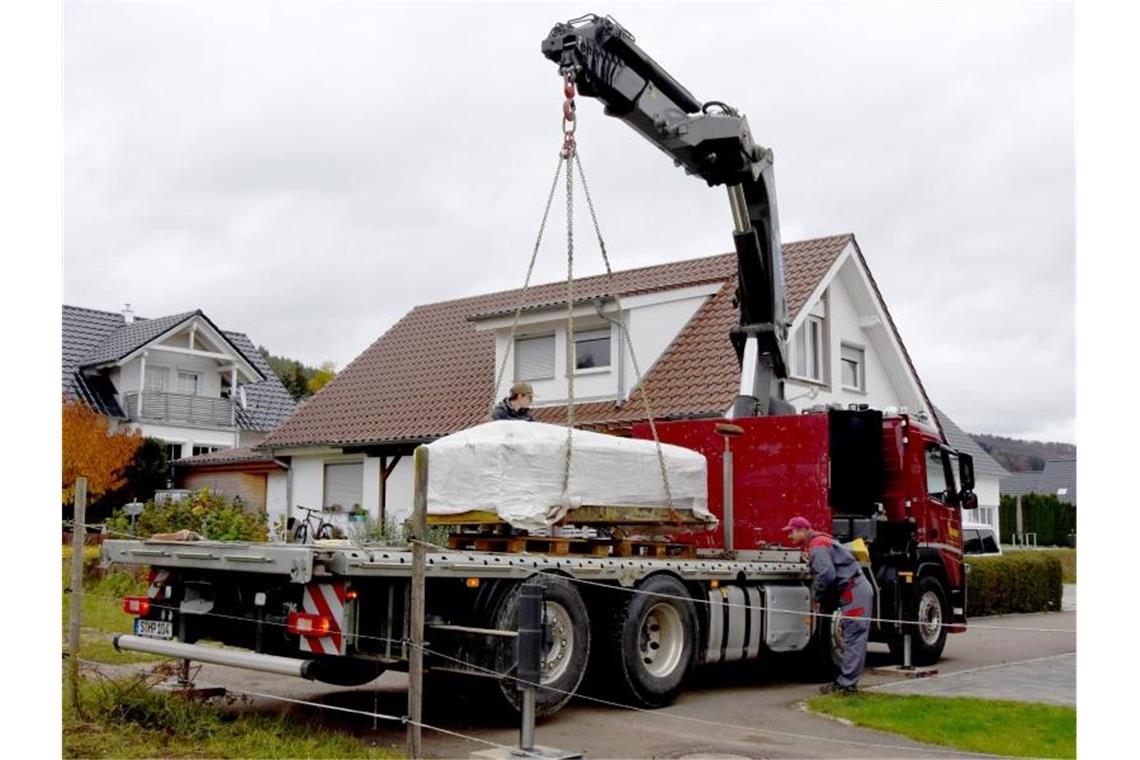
[62,397,142,507]
[306,361,337,395]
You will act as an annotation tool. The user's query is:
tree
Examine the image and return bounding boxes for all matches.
[257,346,336,400]
[121,437,171,502]
[62,397,142,507]
[307,361,337,395]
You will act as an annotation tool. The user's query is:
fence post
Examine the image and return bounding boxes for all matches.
[406,446,428,759]
[68,476,88,712]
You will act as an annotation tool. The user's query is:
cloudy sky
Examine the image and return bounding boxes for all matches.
[63,1,1074,442]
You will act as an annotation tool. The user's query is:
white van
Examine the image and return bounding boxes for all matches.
[962,522,1003,556]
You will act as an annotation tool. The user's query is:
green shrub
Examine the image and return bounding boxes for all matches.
[106,488,268,542]
[999,493,1076,546]
[967,553,1063,616]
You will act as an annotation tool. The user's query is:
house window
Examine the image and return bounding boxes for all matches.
[178,371,200,395]
[977,506,995,529]
[145,367,169,392]
[192,445,221,457]
[323,462,363,512]
[793,316,825,382]
[574,329,611,370]
[515,335,555,380]
[164,442,182,462]
[840,344,865,392]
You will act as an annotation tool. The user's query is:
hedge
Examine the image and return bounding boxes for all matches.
[966,553,1063,617]
[999,493,1076,547]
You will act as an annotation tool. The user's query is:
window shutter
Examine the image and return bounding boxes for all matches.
[323,463,363,510]
[515,335,555,380]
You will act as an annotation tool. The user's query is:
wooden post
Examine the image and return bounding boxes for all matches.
[68,477,87,712]
[406,446,428,759]
[1016,495,1024,541]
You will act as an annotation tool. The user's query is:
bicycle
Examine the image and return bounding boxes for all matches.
[290,505,338,543]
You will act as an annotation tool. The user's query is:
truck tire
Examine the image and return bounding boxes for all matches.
[600,574,698,708]
[490,575,590,717]
[890,576,948,665]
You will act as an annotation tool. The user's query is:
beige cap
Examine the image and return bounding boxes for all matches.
[509,382,535,398]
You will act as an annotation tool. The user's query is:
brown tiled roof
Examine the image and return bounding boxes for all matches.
[173,446,283,468]
[261,234,854,449]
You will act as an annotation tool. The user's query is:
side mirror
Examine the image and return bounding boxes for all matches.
[960,491,979,510]
[958,452,975,492]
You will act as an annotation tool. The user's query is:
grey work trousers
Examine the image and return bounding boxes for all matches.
[835,576,874,688]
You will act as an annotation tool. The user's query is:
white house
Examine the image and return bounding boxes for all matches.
[260,233,991,534]
[63,305,297,507]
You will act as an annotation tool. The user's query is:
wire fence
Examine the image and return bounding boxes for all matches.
[70,585,1066,759]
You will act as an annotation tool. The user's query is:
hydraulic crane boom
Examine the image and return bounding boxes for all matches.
[542,14,793,417]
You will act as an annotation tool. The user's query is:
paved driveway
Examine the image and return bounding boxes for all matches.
[96,608,1074,758]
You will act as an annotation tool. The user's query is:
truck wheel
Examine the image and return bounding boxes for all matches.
[601,574,698,708]
[490,575,590,717]
[890,576,948,665]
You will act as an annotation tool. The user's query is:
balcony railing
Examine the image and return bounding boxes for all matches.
[123,391,235,428]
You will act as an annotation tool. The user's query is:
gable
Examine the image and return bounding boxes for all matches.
[62,305,296,432]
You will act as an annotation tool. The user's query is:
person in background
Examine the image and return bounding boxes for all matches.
[491,382,536,421]
[783,516,873,695]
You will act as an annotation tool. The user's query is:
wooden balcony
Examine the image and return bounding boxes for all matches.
[123,391,235,428]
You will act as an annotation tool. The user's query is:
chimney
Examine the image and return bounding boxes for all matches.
[122,303,134,324]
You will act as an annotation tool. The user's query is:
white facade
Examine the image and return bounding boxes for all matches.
[100,315,262,459]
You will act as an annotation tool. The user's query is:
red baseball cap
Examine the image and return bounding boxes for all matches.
[782,516,812,532]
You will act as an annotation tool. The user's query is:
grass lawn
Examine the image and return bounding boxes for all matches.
[64,673,402,758]
[63,547,157,664]
[807,693,1075,759]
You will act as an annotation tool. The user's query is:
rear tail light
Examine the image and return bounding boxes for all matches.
[122,597,150,616]
[288,612,331,636]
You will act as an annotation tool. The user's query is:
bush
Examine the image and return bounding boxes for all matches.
[967,553,1063,616]
[106,488,268,542]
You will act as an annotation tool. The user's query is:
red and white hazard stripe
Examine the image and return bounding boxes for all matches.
[299,583,346,655]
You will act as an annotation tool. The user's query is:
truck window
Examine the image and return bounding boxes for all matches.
[926,446,947,499]
[980,531,999,554]
[963,529,982,554]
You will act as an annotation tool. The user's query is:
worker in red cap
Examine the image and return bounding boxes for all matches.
[783,516,873,694]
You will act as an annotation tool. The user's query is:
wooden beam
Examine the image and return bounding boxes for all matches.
[148,344,237,361]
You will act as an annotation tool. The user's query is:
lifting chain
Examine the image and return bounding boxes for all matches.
[491,68,675,513]
[561,70,577,159]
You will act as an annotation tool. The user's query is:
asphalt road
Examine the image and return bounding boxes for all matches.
[139,608,1075,759]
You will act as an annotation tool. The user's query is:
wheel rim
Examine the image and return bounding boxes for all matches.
[541,601,574,684]
[917,590,943,645]
[830,612,845,665]
[639,602,685,678]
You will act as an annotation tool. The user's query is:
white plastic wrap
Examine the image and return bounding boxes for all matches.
[425,421,712,531]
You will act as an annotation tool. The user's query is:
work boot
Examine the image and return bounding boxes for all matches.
[819,682,859,696]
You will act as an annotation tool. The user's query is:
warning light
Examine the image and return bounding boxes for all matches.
[345,590,359,601]
[122,597,150,616]
[288,612,332,636]
[465,577,480,589]
[709,580,720,589]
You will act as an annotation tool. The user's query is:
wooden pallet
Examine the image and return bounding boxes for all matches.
[446,532,697,559]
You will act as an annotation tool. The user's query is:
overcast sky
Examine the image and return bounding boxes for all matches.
[63,1,1074,443]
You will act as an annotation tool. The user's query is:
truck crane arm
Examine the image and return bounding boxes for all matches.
[542,14,792,417]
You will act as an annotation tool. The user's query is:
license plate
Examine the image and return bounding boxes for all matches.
[134,619,173,640]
